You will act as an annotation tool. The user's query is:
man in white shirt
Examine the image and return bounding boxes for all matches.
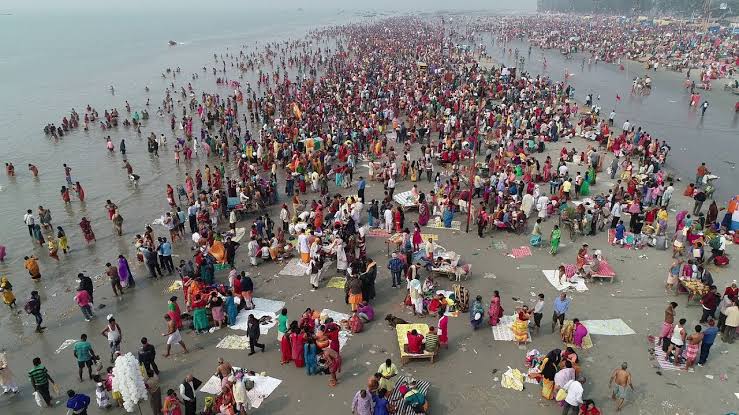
[279,204,290,234]
[387,176,396,197]
[661,182,674,208]
[533,293,545,334]
[408,275,423,316]
[297,230,309,264]
[622,120,630,132]
[383,207,393,233]
[562,376,586,415]
[179,374,202,415]
[473,174,482,197]
[23,209,35,237]
[558,164,568,177]
[610,202,622,229]
[608,110,616,126]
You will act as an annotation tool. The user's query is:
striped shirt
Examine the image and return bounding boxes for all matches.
[424,332,439,353]
[28,364,49,386]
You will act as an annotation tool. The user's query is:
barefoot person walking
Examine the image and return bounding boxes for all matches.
[162,314,188,357]
[609,362,634,411]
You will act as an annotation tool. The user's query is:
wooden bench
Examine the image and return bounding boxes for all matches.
[400,349,439,365]
[396,323,439,365]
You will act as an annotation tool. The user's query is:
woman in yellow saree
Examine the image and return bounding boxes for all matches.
[511,306,531,344]
[539,349,561,400]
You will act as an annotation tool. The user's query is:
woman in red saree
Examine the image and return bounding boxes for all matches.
[75,181,86,202]
[290,328,306,368]
[280,327,292,365]
[167,296,183,329]
[437,310,449,347]
[576,245,589,269]
[488,290,504,326]
[79,217,96,243]
[393,208,402,233]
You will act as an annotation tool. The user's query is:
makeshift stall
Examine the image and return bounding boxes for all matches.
[393,190,419,211]
[677,278,708,307]
[429,252,466,281]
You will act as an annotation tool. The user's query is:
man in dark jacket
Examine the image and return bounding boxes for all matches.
[223,237,240,267]
[247,314,266,355]
[143,247,162,279]
[138,337,159,375]
[179,374,202,415]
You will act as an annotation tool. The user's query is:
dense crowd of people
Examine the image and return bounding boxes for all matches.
[1,11,738,415]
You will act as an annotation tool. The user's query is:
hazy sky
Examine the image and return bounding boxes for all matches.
[4,0,536,12]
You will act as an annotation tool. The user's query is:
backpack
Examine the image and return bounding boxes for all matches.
[714,255,729,266]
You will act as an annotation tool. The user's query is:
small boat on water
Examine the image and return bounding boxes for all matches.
[168,40,177,46]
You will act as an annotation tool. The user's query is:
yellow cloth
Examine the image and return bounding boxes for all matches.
[326,277,346,289]
[396,323,431,358]
[542,378,555,399]
[501,368,525,391]
[512,318,529,343]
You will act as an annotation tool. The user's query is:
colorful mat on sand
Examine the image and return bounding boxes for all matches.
[582,319,635,336]
[389,376,431,415]
[326,276,346,289]
[562,259,616,278]
[648,336,681,371]
[508,246,532,259]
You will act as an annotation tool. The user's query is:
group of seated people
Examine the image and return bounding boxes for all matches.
[405,328,440,355]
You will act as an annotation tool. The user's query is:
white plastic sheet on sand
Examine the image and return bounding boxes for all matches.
[199,369,282,408]
[542,270,589,292]
[582,319,635,336]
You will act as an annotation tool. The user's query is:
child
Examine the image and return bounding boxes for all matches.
[95,382,112,409]
[681,259,694,279]
[666,259,682,293]
[57,226,69,254]
[47,238,59,261]
[613,220,626,246]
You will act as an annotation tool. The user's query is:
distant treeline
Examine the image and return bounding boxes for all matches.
[537,0,739,16]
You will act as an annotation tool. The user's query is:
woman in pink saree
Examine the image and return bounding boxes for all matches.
[488,290,504,326]
[572,319,589,348]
